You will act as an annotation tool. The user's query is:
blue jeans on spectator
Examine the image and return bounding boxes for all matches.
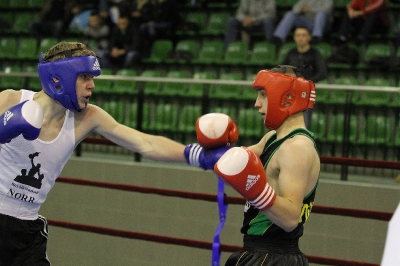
[273,11,329,42]
[224,17,275,48]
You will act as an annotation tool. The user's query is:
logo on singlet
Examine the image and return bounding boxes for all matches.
[246,174,260,191]
[3,110,13,126]
[14,152,44,189]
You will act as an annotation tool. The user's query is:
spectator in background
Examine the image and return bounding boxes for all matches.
[107,15,141,69]
[29,0,76,41]
[224,0,276,48]
[336,0,387,45]
[281,27,327,129]
[273,0,333,45]
[139,0,181,57]
[82,11,111,68]
[68,4,94,32]
[139,0,181,41]
[128,0,154,30]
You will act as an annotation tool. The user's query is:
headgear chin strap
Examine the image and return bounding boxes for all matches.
[38,55,101,112]
[252,69,316,130]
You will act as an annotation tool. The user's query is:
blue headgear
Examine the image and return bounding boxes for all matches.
[37,53,101,112]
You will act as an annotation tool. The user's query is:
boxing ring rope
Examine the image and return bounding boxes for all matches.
[48,175,392,266]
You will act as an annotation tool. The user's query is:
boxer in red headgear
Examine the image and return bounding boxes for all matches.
[186,65,320,266]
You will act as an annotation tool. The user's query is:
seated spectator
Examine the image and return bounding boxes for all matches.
[281,27,327,128]
[29,0,76,41]
[336,0,387,45]
[224,0,276,48]
[128,0,154,30]
[139,0,181,41]
[273,0,333,45]
[82,11,111,68]
[68,4,94,32]
[107,15,141,69]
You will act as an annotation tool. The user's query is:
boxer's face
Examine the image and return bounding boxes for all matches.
[75,74,95,109]
[254,88,268,121]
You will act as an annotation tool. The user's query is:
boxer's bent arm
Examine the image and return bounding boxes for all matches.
[77,104,186,162]
[0,90,22,114]
[262,137,316,232]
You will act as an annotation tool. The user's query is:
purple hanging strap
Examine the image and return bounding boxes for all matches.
[212,176,228,266]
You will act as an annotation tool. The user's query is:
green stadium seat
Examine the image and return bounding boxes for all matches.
[16,38,38,61]
[314,42,332,60]
[94,69,113,94]
[364,43,392,63]
[9,0,27,8]
[25,65,42,92]
[103,100,125,124]
[0,0,9,8]
[0,66,25,90]
[141,70,162,96]
[161,70,191,97]
[394,120,400,147]
[10,13,32,34]
[194,40,224,64]
[223,41,249,65]
[124,102,138,128]
[209,72,243,100]
[329,76,358,105]
[246,41,277,67]
[142,39,173,63]
[0,38,18,59]
[0,13,13,31]
[178,12,207,35]
[275,0,298,8]
[310,111,327,142]
[326,113,344,143]
[277,42,296,63]
[38,38,58,56]
[202,12,230,35]
[352,78,392,107]
[188,71,217,98]
[178,105,202,134]
[238,108,263,138]
[27,0,45,8]
[154,103,179,132]
[113,69,137,95]
[170,39,200,63]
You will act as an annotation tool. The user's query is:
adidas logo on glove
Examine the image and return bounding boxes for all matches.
[92,59,100,70]
[246,174,260,191]
[3,111,13,126]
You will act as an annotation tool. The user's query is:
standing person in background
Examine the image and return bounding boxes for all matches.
[273,0,333,45]
[336,0,387,45]
[107,15,142,69]
[0,41,187,265]
[224,0,276,48]
[185,65,320,266]
[281,27,327,129]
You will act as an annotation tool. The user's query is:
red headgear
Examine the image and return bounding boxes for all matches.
[252,67,316,130]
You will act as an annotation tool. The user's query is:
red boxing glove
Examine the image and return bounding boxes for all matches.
[196,113,238,149]
[214,147,276,211]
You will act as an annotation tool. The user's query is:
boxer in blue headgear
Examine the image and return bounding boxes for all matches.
[38,42,101,112]
[0,41,190,265]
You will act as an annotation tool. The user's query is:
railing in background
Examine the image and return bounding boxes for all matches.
[1,72,399,181]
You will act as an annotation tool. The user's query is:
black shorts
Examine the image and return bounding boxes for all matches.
[224,235,308,266]
[0,213,51,266]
